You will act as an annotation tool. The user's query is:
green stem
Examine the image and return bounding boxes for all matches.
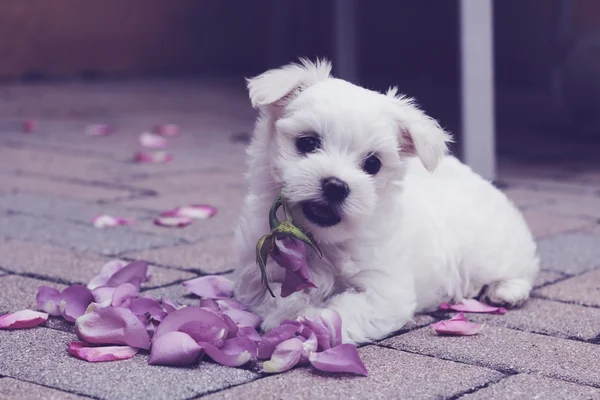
[269,196,282,230]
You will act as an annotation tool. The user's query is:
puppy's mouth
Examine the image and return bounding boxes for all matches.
[301,201,342,227]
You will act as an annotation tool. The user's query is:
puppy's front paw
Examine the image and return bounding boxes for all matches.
[483,279,531,307]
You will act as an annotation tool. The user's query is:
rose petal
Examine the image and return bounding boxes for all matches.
[160,297,179,313]
[215,298,248,311]
[237,326,261,342]
[299,331,318,365]
[199,337,256,367]
[139,132,168,149]
[319,309,343,348]
[308,344,368,376]
[149,331,203,366]
[128,297,166,321]
[298,315,331,351]
[111,283,139,308]
[87,260,128,290]
[85,124,113,136]
[0,310,48,329]
[199,299,220,311]
[182,275,234,299]
[36,286,61,316]
[152,307,228,341]
[440,299,506,315]
[430,312,483,336]
[92,215,134,229]
[258,321,302,359]
[154,124,180,137]
[23,120,37,133]
[221,308,262,329]
[272,238,317,298]
[262,337,304,373]
[105,260,149,290]
[160,205,217,220]
[178,321,227,347]
[60,285,95,322]
[222,314,239,339]
[134,151,172,164]
[154,216,193,228]
[68,341,138,362]
[91,287,116,308]
[75,306,151,349]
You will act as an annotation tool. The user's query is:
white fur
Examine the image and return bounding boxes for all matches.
[234,59,539,344]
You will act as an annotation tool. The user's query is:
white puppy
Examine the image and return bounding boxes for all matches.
[233,59,539,344]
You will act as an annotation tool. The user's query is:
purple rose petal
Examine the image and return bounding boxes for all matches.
[271,238,317,298]
[440,299,506,315]
[308,344,368,376]
[258,321,302,359]
[139,132,168,149]
[149,331,204,366]
[87,260,127,290]
[36,286,61,316]
[152,307,228,342]
[0,310,48,329]
[199,337,256,367]
[298,309,342,351]
[430,312,483,336]
[299,331,318,365]
[298,315,331,351]
[214,298,248,311]
[222,314,239,339]
[262,337,304,373]
[182,275,235,299]
[105,260,149,290]
[160,205,217,220]
[221,308,262,329]
[237,326,261,342]
[178,321,227,347]
[111,283,139,308]
[128,297,166,321]
[91,286,116,308]
[60,285,95,322]
[160,297,179,313]
[68,341,139,363]
[199,299,220,311]
[75,306,151,349]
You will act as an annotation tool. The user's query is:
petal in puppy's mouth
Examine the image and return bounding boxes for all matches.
[301,201,342,227]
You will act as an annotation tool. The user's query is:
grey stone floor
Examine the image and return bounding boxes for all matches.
[0,80,599,399]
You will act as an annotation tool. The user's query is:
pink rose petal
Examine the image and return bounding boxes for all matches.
[154,216,193,228]
[154,124,180,137]
[182,275,235,299]
[0,310,48,329]
[262,337,304,373]
[92,215,135,229]
[139,132,168,149]
[199,299,220,311]
[160,205,217,220]
[75,306,151,349]
[134,151,172,164]
[128,297,166,321]
[178,321,227,347]
[149,331,204,366]
[160,297,179,313]
[221,308,262,329]
[237,326,261,342]
[67,341,138,363]
[111,283,139,308]
[222,314,239,339]
[298,310,342,351]
[36,286,61,316]
[23,120,37,133]
[87,260,128,290]
[308,344,368,376]
[272,238,317,298]
[91,287,116,308]
[85,124,113,136]
[258,321,302,359]
[60,285,95,322]
[105,260,149,290]
[152,307,228,342]
[199,337,256,367]
[440,299,506,315]
[430,312,483,336]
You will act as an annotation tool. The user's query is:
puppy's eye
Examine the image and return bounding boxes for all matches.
[363,155,381,175]
[296,136,321,154]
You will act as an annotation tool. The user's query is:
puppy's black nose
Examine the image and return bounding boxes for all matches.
[321,177,350,203]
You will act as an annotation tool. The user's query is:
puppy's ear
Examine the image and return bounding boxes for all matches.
[246,58,331,113]
[387,88,453,172]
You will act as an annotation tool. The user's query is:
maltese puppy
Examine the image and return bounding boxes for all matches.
[233,59,539,344]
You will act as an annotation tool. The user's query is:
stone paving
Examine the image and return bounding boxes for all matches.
[0,81,599,399]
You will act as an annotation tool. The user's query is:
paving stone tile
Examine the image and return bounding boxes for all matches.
[0,193,150,224]
[0,378,90,400]
[124,234,237,273]
[533,270,566,288]
[502,188,556,210]
[0,239,195,288]
[0,275,66,314]
[125,219,237,243]
[537,192,600,219]
[204,345,503,400]
[0,214,181,256]
[381,325,600,387]
[535,269,600,307]
[0,173,134,202]
[536,233,600,274]
[459,374,600,400]
[0,328,258,400]
[466,298,600,341]
[130,170,246,195]
[522,210,592,239]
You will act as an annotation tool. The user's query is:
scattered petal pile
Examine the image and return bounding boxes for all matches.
[0,260,367,376]
[92,215,135,229]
